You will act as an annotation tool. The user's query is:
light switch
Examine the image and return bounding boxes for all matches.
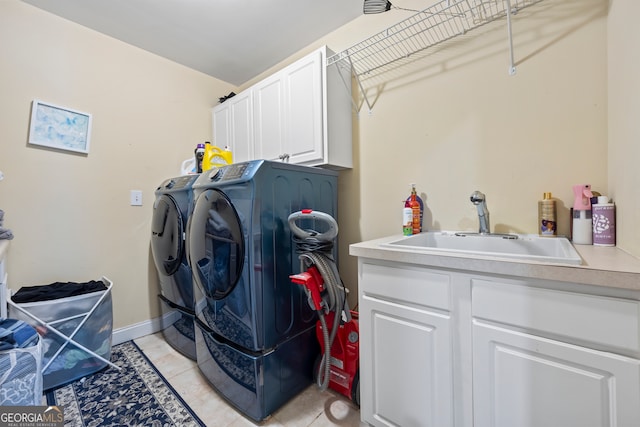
[130,190,143,206]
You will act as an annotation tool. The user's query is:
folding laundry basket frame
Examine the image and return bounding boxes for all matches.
[7,276,120,376]
[0,320,43,406]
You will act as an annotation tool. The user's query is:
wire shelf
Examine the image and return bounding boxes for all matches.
[328,0,545,81]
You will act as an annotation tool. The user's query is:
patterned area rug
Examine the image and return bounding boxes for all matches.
[46,341,204,427]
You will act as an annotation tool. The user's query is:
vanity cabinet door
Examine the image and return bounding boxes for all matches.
[360,295,453,427]
[473,321,640,427]
[359,262,454,427]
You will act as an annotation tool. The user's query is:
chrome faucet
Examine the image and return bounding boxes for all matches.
[470,191,490,234]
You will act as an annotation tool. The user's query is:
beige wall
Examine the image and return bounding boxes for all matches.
[251,0,614,307]
[1,0,635,331]
[0,1,234,329]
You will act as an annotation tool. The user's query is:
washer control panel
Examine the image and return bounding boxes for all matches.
[211,161,259,183]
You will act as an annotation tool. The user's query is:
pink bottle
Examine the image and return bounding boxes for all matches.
[572,184,593,245]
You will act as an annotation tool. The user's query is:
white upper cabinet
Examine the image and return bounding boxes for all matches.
[212,45,352,169]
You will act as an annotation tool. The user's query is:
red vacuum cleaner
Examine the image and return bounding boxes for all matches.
[288,209,360,406]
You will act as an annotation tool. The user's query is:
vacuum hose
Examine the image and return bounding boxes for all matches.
[289,210,345,391]
[299,251,345,391]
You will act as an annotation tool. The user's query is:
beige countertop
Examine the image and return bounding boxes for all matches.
[350,234,640,291]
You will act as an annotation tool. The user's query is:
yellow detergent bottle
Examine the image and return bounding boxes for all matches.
[202,141,213,171]
[209,146,233,167]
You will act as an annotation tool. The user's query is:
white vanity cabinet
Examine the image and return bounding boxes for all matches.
[212,45,352,169]
[212,89,253,164]
[472,279,640,427]
[356,255,640,427]
[359,262,454,427]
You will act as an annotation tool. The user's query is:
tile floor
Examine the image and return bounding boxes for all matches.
[134,333,364,427]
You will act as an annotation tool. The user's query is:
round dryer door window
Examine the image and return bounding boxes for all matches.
[151,194,184,276]
[189,189,244,300]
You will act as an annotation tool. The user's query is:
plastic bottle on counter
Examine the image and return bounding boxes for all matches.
[592,196,616,246]
[194,143,205,173]
[409,184,421,235]
[406,183,424,232]
[571,184,593,245]
[538,192,557,237]
[402,202,412,236]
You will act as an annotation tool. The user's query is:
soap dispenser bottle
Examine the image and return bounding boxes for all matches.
[572,184,593,245]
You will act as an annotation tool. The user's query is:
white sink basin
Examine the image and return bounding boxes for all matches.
[383,231,582,265]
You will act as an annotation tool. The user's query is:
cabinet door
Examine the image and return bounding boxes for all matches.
[283,49,323,165]
[213,93,253,164]
[473,321,640,427]
[253,73,285,161]
[360,294,453,427]
[212,103,230,151]
[227,91,253,163]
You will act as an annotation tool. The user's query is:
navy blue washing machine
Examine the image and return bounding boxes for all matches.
[151,174,199,360]
[187,160,338,422]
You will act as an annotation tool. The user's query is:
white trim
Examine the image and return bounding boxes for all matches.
[0,274,7,319]
[112,316,164,345]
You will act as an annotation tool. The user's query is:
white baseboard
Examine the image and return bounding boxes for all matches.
[112,316,164,345]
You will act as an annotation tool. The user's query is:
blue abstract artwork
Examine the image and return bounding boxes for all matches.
[28,100,92,154]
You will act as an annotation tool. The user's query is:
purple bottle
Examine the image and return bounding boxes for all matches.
[592,196,616,246]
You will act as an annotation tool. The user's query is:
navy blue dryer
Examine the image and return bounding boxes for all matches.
[151,174,198,360]
[187,160,338,422]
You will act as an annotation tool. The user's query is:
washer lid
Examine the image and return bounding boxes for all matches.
[188,189,244,300]
[151,194,184,276]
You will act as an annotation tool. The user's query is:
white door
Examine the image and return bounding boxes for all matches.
[213,93,253,164]
[253,73,285,161]
[283,49,323,165]
[212,103,230,151]
[473,321,640,427]
[360,294,453,427]
[227,91,253,163]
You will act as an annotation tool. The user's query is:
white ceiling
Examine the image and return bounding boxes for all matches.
[21,0,364,86]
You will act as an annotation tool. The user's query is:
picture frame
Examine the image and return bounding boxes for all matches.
[28,99,92,154]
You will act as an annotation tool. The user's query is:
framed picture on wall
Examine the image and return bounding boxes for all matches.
[28,99,92,154]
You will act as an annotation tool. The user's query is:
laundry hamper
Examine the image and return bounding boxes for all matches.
[8,276,117,390]
[0,318,42,405]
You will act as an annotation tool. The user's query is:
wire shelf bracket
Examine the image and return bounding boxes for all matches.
[327,0,546,113]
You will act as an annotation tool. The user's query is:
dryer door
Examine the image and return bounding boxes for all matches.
[151,194,184,276]
[189,189,244,300]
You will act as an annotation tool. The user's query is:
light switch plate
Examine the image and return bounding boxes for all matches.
[130,190,143,206]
